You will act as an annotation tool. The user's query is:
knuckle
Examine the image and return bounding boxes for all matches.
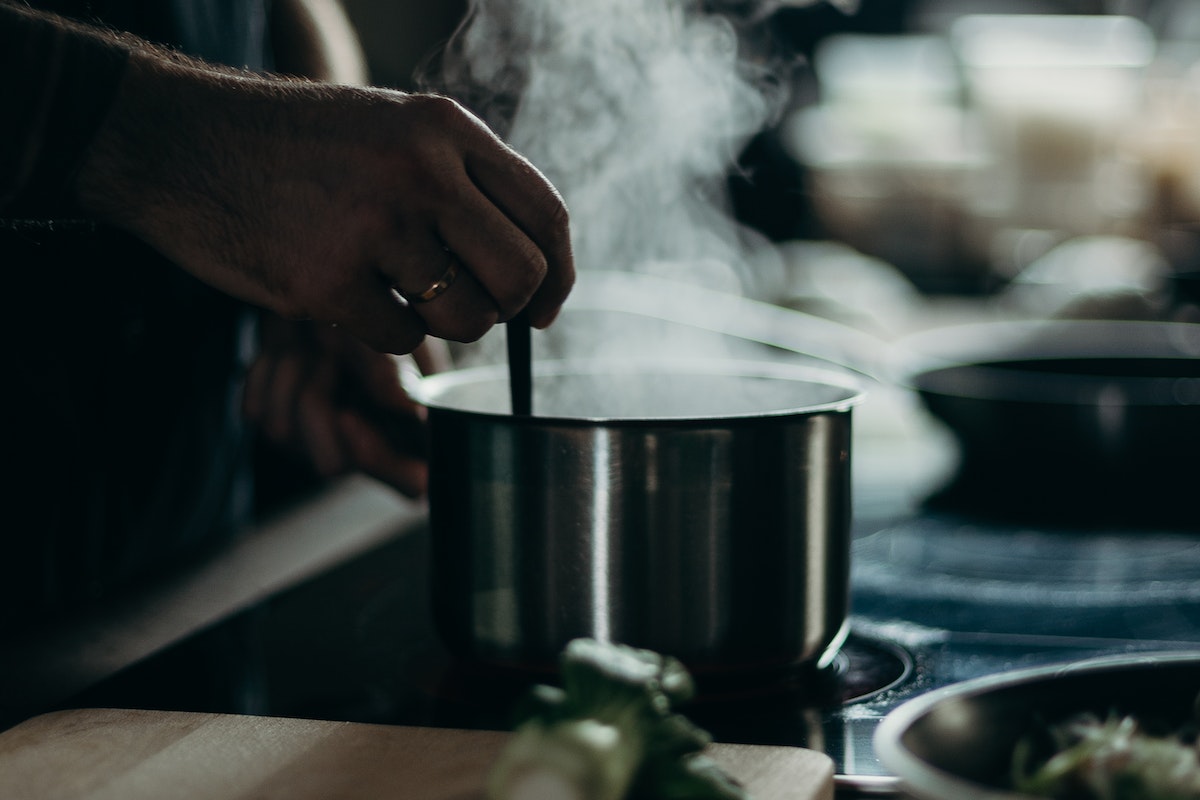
[443,310,498,344]
[381,328,427,356]
[276,270,355,324]
[496,247,548,316]
[408,93,470,131]
[518,244,550,285]
[545,192,570,231]
[526,173,571,236]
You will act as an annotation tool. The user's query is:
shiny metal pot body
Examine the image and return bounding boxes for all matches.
[414,360,863,675]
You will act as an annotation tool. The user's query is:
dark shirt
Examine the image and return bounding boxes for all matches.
[1,0,270,216]
[32,0,269,66]
[0,5,128,216]
[1,1,270,629]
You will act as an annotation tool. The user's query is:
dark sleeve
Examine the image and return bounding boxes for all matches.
[0,3,131,217]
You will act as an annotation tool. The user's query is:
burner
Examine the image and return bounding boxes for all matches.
[402,632,914,739]
[681,633,913,750]
[835,634,915,705]
[685,634,913,708]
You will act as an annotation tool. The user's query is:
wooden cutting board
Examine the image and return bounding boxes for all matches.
[0,708,834,800]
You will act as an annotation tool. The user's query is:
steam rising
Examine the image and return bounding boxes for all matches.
[421,0,871,414]
[436,0,784,296]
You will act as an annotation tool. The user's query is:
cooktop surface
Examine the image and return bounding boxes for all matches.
[46,386,1200,796]
[61,499,1200,796]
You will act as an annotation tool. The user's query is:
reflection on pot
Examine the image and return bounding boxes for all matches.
[408,359,864,675]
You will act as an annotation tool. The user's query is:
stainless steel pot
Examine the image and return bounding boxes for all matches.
[408,358,865,675]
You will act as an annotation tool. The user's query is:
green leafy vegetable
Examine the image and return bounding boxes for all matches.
[1013,709,1200,800]
[486,638,750,800]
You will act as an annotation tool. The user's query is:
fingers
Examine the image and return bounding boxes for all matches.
[295,94,574,351]
[463,145,575,328]
[243,343,306,443]
[243,320,431,497]
[386,164,573,337]
[338,410,428,498]
[390,98,574,331]
[387,246,501,343]
[244,338,347,475]
[432,193,548,323]
[332,272,429,355]
[245,361,428,497]
[295,358,349,475]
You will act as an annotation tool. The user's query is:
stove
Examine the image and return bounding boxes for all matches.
[683,507,1200,793]
[61,512,1199,795]
[60,414,1200,796]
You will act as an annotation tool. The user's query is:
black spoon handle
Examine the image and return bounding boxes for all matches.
[507,313,532,416]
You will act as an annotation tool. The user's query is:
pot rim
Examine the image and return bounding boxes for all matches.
[406,357,867,424]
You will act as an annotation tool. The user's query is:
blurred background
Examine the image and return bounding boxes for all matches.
[337,0,1200,338]
[320,0,1200,516]
[339,0,467,91]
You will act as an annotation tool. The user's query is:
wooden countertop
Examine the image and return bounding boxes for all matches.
[0,708,835,800]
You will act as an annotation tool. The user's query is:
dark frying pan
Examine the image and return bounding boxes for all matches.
[899,320,1200,527]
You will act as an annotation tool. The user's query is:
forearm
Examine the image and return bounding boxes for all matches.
[70,38,396,314]
[0,2,131,216]
[72,47,322,308]
[6,0,572,351]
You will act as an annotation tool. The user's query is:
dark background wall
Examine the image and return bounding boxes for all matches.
[340,0,467,89]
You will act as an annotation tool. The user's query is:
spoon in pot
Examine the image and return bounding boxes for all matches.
[507,312,532,416]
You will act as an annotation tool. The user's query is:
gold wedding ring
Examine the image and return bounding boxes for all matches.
[403,251,460,304]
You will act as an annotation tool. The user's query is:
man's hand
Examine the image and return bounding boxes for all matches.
[75,46,575,354]
[243,315,448,497]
